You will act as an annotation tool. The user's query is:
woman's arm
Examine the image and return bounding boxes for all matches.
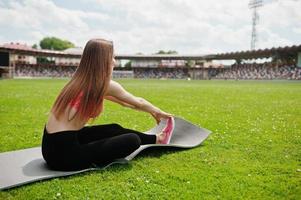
[105,80,159,113]
[105,80,172,123]
[104,95,136,109]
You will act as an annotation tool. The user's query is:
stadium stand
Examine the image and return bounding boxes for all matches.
[15,64,75,78]
[1,43,300,80]
[133,68,189,79]
[14,64,134,79]
[210,62,301,80]
[13,62,301,80]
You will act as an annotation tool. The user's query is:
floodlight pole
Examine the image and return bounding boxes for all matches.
[249,0,263,50]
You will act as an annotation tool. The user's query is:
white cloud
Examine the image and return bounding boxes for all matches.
[0,0,300,54]
[0,0,108,45]
[292,27,301,34]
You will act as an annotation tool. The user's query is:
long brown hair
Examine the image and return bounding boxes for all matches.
[51,38,114,122]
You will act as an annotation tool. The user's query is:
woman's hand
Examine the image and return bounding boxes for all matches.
[150,108,173,124]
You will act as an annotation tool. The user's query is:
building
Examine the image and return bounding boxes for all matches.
[0,42,300,79]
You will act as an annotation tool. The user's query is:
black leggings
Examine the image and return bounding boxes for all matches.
[41,123,157,171]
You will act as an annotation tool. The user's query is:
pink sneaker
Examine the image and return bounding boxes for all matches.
[160,117,175,144]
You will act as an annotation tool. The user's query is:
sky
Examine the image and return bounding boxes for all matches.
[0,0,300,55]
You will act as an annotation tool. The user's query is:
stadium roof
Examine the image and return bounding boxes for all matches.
[0,42,80,58]
[63,47,83,55]
[115,54,213,60]
[211,45,301,60]
[0,42,300,60]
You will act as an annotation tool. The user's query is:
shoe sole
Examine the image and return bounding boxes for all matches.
[163,117,175,144]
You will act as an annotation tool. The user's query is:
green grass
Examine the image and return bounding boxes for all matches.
[0,78,300,199]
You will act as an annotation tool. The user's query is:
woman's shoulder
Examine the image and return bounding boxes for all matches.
[105,80,124,95]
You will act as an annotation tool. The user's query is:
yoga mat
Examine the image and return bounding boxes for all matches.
[0,117,211,190]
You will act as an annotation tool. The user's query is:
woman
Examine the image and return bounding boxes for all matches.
[42,38,173,171]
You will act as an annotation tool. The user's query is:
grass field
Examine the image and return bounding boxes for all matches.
[0,78,300,199]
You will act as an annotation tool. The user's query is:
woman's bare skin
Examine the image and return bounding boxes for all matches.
[156,131,167,144]
[46,77,172,144]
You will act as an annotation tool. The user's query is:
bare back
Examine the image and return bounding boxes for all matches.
[45,105,88,134]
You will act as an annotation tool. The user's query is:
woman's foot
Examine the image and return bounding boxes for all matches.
[156,131,166,144]
[156,117,174,144]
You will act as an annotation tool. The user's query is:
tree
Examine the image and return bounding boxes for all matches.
[156,50,166,54]
[186,60,195,68]
[154,50,178,54]
[124,61,132,69]
[167,50,178,54]
[32,44,38,49]
[39,37,75,51]
[37,57,55,64]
